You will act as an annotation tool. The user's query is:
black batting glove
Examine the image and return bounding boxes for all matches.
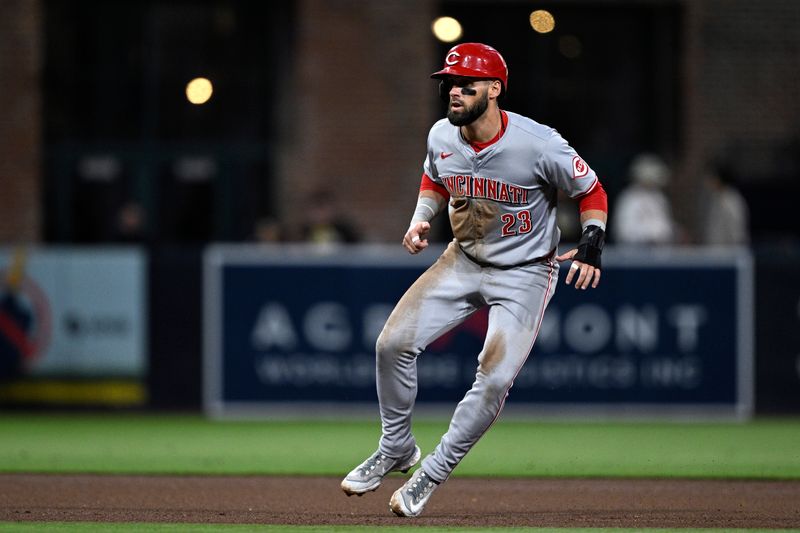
[573,225,605,269]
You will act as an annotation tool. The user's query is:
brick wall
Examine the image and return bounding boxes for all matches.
[277,0,435,242]
[282,0,800,243]
[0,0,41,242]
[696,1,800,149]
[4,0,800,244]
[679,0,800,240]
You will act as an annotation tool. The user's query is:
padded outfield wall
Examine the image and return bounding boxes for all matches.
[203,244,754,419]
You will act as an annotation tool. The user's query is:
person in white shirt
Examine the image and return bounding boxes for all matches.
[612,153,676,245]
[702,164,749,245]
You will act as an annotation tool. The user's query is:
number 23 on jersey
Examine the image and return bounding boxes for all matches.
[500,210,533,237]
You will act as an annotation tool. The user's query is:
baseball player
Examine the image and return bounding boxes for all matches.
[341,43,608,517]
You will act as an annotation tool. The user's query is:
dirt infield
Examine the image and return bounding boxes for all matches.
[1,474,799,528]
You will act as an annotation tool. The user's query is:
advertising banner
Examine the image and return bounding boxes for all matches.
[0,247,147,380]
[204,245,752,418]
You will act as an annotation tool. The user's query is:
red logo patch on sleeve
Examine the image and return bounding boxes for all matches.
[572,156,589,179]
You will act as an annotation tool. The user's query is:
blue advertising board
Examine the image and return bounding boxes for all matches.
[204,244,753,418]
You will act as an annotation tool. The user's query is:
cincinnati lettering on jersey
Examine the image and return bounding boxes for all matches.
[440,175,529,204]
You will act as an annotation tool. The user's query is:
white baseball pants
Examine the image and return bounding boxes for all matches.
[375,241,558,482]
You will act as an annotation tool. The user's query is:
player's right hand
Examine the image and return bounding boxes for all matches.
[403,221,431,254]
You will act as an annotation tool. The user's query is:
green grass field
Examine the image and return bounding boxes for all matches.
[1,414,799,479]
[2,413,799,532]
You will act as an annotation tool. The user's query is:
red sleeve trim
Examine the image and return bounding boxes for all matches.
[420,173,450,200]
[578,179,608,213]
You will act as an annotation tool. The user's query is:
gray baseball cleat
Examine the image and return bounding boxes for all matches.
[341,445,421,496]
[389,468,439,517]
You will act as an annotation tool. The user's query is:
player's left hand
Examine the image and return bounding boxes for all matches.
[556,249,601,290]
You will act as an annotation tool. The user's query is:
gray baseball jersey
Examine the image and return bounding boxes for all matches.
[423,111,598,266]
[369,111,601,486]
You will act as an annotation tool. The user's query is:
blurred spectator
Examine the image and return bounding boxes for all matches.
[253,217,285,242]
[298,188,360,245]
[612,153,677,245]
[702,163,749,245]
[113,201,147,243]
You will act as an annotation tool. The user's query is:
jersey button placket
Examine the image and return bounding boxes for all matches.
[472,156,482,175]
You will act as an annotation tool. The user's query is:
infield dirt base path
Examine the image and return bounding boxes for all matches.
[2,474,799,529]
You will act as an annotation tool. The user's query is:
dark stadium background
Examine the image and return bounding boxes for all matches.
[0,0,798,412]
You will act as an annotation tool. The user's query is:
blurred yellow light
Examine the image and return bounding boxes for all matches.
[530,10,555,33]
[186,77,213,105]
[432,16,463,43]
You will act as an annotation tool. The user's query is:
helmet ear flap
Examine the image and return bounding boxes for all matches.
[438,80,452,101]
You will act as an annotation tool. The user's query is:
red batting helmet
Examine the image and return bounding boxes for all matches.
[431,43,509,91]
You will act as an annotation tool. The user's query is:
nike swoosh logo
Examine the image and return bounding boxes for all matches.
[440,152,453,159]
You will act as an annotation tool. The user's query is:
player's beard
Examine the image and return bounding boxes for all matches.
[447,91,489,127]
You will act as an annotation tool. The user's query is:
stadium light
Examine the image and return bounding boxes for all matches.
[432,16,463,43]
[186,77,214,105]
[530,10,555,34]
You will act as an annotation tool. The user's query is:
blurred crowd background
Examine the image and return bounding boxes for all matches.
[1,0,799,413]
[1,0,799,247]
